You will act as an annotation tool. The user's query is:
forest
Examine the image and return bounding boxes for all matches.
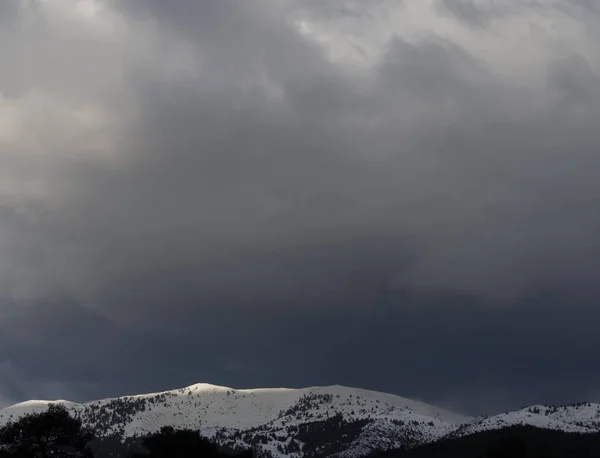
[0,405,251,458]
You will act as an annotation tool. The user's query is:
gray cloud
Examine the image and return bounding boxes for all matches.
[434,0,496,26]
[1,0,600,414]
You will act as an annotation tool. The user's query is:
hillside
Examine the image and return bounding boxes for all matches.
[2,384,600,458]
[0,383,467,458]
[372,425,600,458]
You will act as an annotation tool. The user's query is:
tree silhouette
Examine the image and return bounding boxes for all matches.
[129,426,252,458]
[486,436,527,458]
[0,404,93,457]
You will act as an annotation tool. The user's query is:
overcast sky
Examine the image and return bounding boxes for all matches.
[1,0,600,415]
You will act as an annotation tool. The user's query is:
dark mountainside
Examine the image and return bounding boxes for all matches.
[372,426,600,458]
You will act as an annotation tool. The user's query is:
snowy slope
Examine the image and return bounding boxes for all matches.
[0,383,467,457]
[522,403,600,429]
[2,383,600,458]
[447,402,600,439]
[448,410,593,438]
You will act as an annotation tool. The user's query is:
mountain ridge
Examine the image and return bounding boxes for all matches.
[1,383,598,458]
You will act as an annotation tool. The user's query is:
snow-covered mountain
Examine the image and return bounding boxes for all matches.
[1,384,599,458]
[523,402,600,429]
[0,383,466,457]
[449,402,600,439]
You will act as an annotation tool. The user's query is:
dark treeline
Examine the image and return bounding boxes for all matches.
[0,405,253,458]
[371,425,600,458]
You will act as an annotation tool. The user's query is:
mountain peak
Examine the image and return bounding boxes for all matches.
[0,382,467,457]
[185,382,234,392]
[1,384,598,458]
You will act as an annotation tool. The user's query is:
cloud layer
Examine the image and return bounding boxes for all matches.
[1,0,600,414]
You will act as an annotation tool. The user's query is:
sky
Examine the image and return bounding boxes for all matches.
[1,0,600,416]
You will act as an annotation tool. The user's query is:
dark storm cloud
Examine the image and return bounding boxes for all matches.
[1,0,600,413]
[3,298,600,415]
